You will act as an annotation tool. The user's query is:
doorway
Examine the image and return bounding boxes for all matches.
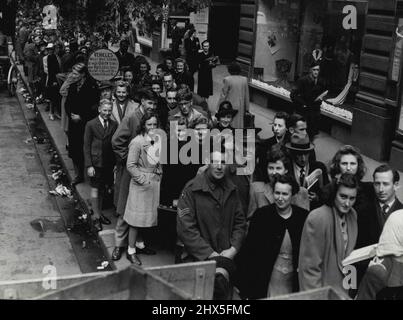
[208,0,241,63]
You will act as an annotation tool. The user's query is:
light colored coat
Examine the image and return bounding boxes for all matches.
[217,75,250,129]
[298,205,358,294]
[111,107,145,213]
[248,181,310,218]
[111,99,138,125]
[124,135,162,227]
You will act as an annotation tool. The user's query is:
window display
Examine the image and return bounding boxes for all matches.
[251,0,367,123]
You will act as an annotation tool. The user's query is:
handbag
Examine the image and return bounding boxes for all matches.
[244,111,255,128]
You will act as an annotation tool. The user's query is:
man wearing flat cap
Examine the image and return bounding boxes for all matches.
[286,134,329,209]
[290,61,327,139]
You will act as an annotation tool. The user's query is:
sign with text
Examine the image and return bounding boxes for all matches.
[87,49,120,81]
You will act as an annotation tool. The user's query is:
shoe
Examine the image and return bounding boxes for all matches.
[71,176,84,186]
[126,252,142,265]
[93,218,103,232]
[111,247,125,261]
[136,246,156,255]
[99,214,111,225]
[49,114,55,121]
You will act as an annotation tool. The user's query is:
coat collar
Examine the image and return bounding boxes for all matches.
[191,171,236,195]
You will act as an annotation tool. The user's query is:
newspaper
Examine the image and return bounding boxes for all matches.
[342,244,377,266]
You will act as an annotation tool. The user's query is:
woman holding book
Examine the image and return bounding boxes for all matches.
[299,173,359,295]
[248,144,310,218]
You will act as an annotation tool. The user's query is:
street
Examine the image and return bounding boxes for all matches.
[0,89,109,282]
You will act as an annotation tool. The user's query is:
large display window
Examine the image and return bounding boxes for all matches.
[251,0,368,123]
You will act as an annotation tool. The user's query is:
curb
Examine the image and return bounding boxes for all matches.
[15,64,117,271]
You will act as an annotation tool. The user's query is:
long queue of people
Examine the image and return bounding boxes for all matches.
[14,22,403,301]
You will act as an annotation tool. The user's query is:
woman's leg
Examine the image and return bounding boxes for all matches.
[128,226,139,255]
[127,226,142,265]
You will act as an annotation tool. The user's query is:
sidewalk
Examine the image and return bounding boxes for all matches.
[17,53,403,271]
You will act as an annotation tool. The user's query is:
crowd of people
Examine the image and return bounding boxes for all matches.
[13,18,403,301]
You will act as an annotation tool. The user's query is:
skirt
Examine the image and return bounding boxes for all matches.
[123,172,160,228]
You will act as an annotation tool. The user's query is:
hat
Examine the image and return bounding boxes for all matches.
[216,101,238,119]
[46,43,54,49]
[310,60,320,69]
[285,134,314,152]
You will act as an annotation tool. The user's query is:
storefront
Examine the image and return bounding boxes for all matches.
[237,0,403,167]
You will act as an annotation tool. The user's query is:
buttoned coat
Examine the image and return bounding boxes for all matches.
[177,172,247,261]
[83,117,118,169]
[111,107,145,213]
[124,135,162,227]
[298,205,358,294]
[217,75,250,129]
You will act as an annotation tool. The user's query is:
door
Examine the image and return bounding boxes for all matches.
[208,1,241,63]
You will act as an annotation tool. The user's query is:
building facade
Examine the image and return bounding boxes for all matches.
[236,0,403,170]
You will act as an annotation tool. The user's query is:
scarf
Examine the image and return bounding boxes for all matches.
[377,209,403,262]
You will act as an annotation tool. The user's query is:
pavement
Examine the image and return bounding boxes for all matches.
[0,91,81,283]
[14,52,403,273]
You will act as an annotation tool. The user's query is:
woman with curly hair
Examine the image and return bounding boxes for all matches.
[320,145,374,248]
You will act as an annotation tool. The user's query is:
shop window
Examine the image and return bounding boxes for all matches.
[251,0,367,123]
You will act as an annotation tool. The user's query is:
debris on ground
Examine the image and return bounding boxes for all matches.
[49,184,73,198]
[96,261,109,270]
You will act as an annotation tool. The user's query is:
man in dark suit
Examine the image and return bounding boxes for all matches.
[369,164,403,243]
[171,20,183,59]
[285,133,329,209]
[84,100,118,232]
[290,61,327,139]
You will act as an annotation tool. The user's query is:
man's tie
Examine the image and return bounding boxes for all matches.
[103,119,108,132]
[299,168,305,186]
[382,204,389,216]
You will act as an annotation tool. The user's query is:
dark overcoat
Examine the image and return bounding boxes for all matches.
[65,78,99,165]
[197,50,215,98]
